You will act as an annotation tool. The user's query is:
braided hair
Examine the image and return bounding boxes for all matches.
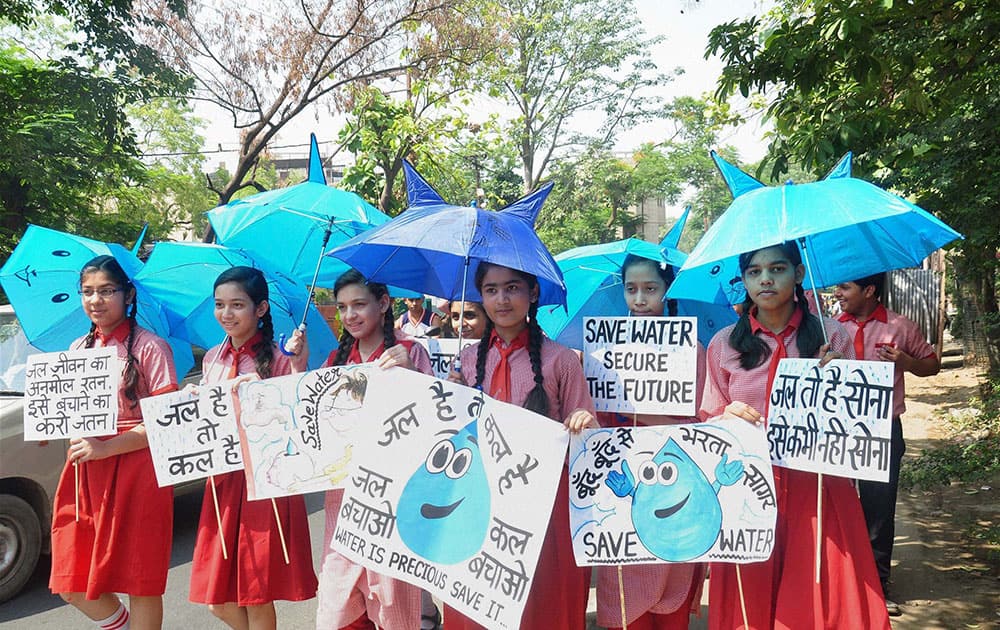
[80,255,142,408]
[329,269,395,367]
[472,262,550,417]
[214,266,275,378]
[621,254,678,316]
[728,241,826,369]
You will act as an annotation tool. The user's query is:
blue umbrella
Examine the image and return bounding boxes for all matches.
[134,242,337,370]
[535,210,737,349]
[667,152,963,306]
[0,224,195,379]
[326,161,567,307]
[207,133,391,290]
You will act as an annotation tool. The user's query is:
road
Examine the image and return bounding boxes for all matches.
[0,490,327,629]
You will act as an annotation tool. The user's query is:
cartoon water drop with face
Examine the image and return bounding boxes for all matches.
[397,420,490,564]
[606,437,744,561]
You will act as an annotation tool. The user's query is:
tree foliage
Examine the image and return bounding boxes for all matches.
[138,0,493,226]
[480,0,670,191]
[707,0,1000,366]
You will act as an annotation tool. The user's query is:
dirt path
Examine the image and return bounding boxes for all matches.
[889,359,1000,629]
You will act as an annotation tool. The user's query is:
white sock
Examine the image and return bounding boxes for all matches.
[95,601,130,630]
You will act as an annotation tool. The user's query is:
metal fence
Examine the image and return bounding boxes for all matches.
[884,268,943,354]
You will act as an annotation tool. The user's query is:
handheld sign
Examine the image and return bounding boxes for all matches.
[236,365,372,500]
[413,338,475,380]
[767,358,894,482]
[569,421,777,566]
[141,380,244,487]
[24,347,119,440]
[583,316,698,416]
[333,368,568,630]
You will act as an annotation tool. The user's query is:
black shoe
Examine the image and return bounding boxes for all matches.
[885,599,902,617]
[421,606,442,630]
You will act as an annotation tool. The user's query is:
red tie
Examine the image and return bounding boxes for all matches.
[489,334,526,403]
[348,341,386,365]
[763,328,791,416]
[227,342,256,378]
[852,319,868,361]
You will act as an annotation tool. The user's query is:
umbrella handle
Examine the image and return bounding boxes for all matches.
[278,323,307,356]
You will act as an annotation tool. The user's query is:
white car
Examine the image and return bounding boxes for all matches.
[0,304,65,603]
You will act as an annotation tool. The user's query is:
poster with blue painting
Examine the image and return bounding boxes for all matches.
[333,367,568,629]
[569,421,777,565]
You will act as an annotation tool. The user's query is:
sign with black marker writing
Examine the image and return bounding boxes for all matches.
[333,368,568,629]
[569,421,777,565]
[414,338,475,380]
[767,358,894,482]
[141,380,244,486]
[23,347,119,440]
[583,316,698,415]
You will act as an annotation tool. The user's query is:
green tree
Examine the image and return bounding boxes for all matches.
[0,42,148,259]
[707,0,1000,367]
[480,0,670,192]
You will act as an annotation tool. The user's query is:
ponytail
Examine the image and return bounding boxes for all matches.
[253,311,275,378]
[793,284,825,359]
[122,301,141,408]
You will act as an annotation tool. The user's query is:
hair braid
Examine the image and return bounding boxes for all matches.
[473,319,494,391]
[730,294,771,369]
[253,310,275,378]
[382,303,397,351]
[83,323,97,349]
[794,284,824,358]
[522,301,549,416]
[331,330,354,367]
[121,300,141,408]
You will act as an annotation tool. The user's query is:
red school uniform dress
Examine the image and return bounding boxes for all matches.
[315,333,431,630]
[189,333,317,606]
[596,342,708,630]
[444,329,596,630]
[49,322,178,599]
[699,309,890,630]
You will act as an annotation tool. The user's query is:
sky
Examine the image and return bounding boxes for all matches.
[193,0,772,178]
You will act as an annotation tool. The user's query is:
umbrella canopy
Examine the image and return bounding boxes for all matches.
[134,242,337,370]
[207,134,391,288]
[326,162,567,307]
[0,224,195,378]
[535,211,737,349]
[667,152,963,305]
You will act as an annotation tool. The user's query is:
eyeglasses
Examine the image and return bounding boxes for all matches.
[79,288,123,299]
[450,311,478,321]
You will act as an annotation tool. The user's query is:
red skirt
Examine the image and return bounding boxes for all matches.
[707,468,890,630]
[49,440,173,598]
[443,468,591,630]
[189,470,317,605]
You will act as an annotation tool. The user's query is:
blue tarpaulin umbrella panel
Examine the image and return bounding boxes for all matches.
[0,224,196,379]
[667,152,963,306]
[326,161,567,308]
[134,241,337,370]
[208,134,391,290]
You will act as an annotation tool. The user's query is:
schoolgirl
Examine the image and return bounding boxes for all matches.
[188,266,317,629]
[595,254,706,630]
[699,243,889,629]
[50,255,178,630]
[443,261,597,630]
[315,269,433,630]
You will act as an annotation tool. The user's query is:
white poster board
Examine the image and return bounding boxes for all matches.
[583,316,698,415]
[413,337,476,380]
[569,421,777,565]
[141,380,243,487]
[23,347,119,440]
[236,365,373,500]
[767,358,895,482]
[333,368,568,629]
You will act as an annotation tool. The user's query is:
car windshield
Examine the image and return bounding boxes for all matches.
[0,310,38,394]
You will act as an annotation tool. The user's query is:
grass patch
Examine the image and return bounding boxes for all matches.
[901,375,1000,490]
